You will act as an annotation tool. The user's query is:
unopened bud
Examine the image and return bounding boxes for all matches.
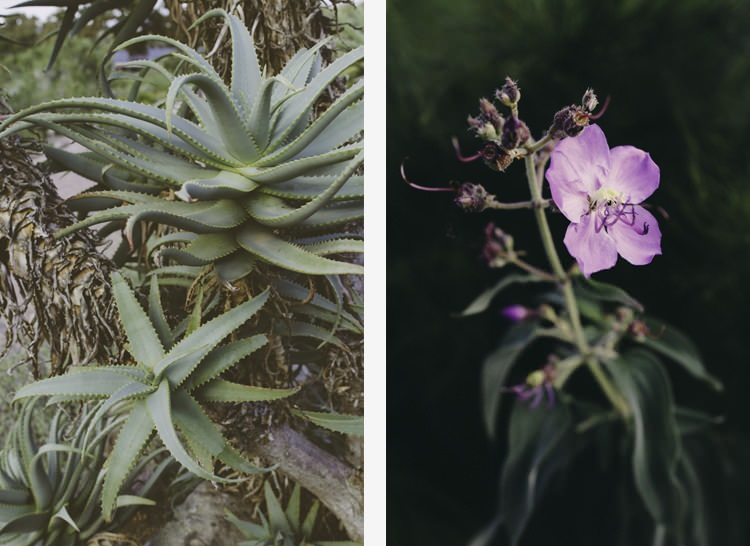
[478,143,514,172]
[454,182,491,212]
[549,105,588,139]
[628,319,649,341]
[482,222,514,266]
[501,304,534,322]
[500,116,530,150]
[496,77,521,107]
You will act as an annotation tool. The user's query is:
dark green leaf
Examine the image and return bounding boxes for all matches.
[603,349,685,528]
[573,276,644,312]
[674,406,723,436]
[639,317,723,391]
[482,321,538,438]
[455,275,543,317]
[500,402,574,546]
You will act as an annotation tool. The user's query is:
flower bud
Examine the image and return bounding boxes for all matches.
[482,222,514,266]
[477,143,513,171]
[628,319,649,341]
[501,304,533,322]
[454,182,491,212]
[549,105,588,139]
[500,116,530,150]
[496,77,521,107]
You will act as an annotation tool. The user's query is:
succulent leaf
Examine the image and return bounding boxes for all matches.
[236,223,363,275]
[101,400,154,520]
[0,11,364,283]
[197,379,300,403]
[112,271,165,369]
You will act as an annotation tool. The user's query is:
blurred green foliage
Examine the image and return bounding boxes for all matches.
[1,14,103,109]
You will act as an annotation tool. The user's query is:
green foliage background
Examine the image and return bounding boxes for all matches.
[1,14,103,108]
[387,0,750,544]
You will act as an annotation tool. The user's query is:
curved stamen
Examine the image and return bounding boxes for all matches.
[587,95,611,120]
[400,160,455,192]
[451,137,485,162]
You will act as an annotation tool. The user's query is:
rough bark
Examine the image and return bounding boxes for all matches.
[0,134,118,376]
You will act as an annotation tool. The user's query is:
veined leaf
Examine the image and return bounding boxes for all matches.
[456,274,545,317]
[639,317,722,391]
[482,321,539,438]
[500,402,575,546]
[603,349,685,528]
[573,276,644,312]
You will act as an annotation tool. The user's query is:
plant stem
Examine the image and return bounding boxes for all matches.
[523,154,629,417]
[486,198,551,210]
[524,133,553,154]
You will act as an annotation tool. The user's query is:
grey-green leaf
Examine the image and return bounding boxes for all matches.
[639,317,723,391]
[603,349,685,528]
[290,409,363,437]
[482,321,538,438]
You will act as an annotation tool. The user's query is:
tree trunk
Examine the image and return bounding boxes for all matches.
[0,133,118,377]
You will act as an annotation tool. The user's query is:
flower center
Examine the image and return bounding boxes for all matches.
[586,187,641,234]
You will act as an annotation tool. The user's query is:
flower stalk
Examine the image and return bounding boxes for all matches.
[523,153,630,417]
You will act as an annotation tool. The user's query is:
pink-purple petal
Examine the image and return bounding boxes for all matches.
[546,152,591,221]
[549,125,610,196]
[607,146,660,203]
[563,216,618,277]
[610,206,662,266]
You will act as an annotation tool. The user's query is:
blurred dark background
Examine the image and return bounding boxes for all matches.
[386,0,750,544]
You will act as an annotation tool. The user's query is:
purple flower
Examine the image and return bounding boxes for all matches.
[545,124,662,277]
[500,304,533,322]
[505,366,555,409]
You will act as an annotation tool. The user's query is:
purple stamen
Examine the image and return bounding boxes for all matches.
[587,95,611,120]
[451,138,484,162]
[400,161,455,192]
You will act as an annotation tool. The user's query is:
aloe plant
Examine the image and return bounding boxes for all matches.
[0,399,170,545]
[14,271,300,520]
[226,481,362,546]
[0,9,364,283]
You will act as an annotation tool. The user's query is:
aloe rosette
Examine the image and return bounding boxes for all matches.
[14,272,300,520]
[0,399,170,545]
[226,481,362,546]
[0,9,364,282]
